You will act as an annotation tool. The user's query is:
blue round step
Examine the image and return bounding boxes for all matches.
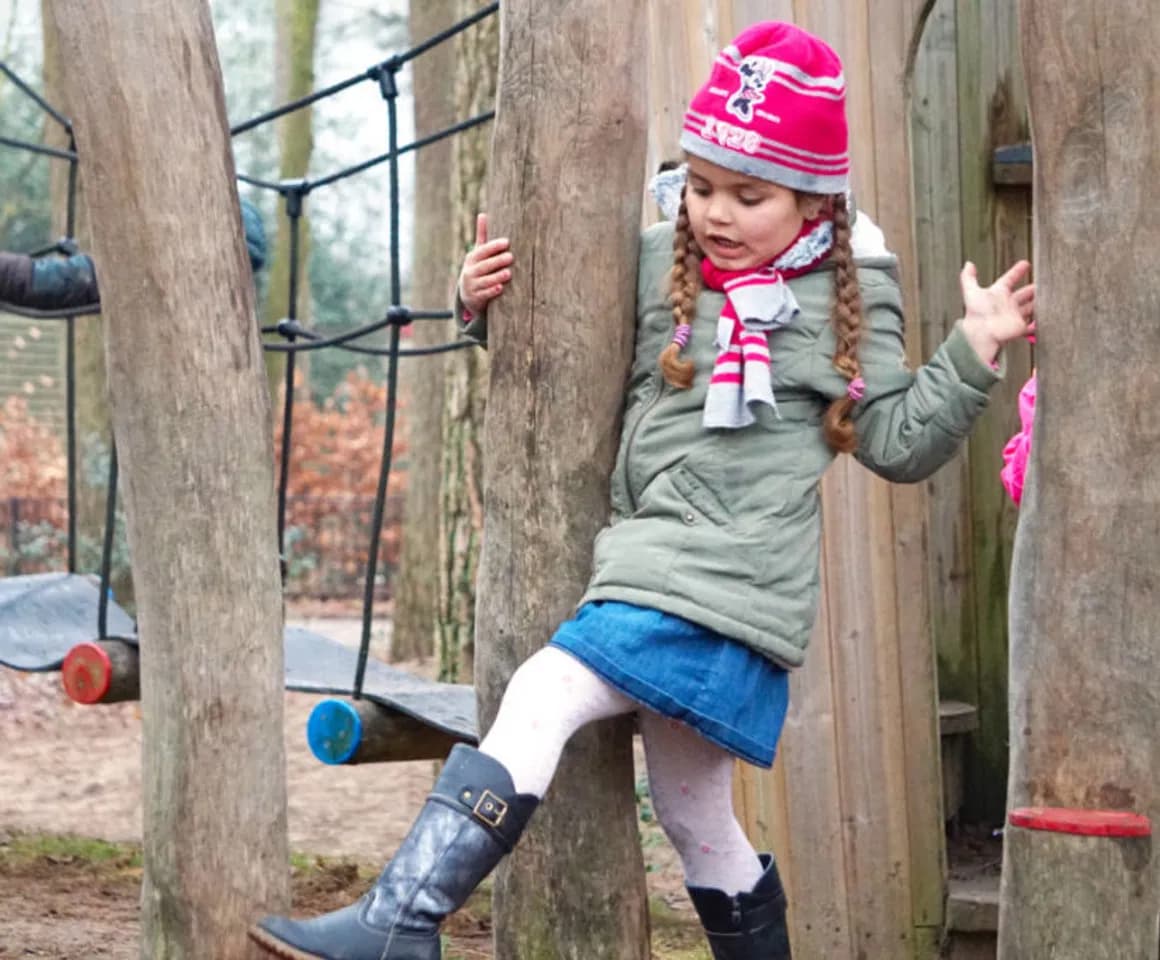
[307,698,362,765]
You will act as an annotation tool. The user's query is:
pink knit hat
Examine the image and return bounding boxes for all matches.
[680,22,850,195]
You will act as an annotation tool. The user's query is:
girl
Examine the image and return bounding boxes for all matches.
[252,21,1035,960]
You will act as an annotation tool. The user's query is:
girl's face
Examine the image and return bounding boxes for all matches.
[684,156,815,271]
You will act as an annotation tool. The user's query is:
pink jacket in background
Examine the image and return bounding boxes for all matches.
[1000,373,1037,505]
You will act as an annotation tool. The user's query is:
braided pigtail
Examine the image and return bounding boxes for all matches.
[659,193,700,389]
[822,192,863,453]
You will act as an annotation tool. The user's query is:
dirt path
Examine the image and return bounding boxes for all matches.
[0,618,697,958]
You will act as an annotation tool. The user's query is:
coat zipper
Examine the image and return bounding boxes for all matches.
[621,374,669,513]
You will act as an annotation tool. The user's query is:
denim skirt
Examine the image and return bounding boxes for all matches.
[548,600,789,767]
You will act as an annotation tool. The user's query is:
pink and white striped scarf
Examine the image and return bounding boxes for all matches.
[700,218,834,429]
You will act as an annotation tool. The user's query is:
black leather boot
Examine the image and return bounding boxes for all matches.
[687,854,792,959]
[249,744,538,960]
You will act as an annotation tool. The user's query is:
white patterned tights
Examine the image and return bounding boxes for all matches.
[478,646,764,894]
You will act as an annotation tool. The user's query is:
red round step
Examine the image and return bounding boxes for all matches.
[62,642,113,704]
[1009,806,1152,838]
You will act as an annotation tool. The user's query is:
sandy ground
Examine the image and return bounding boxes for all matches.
[0,617,695,958]
[0,619,436,859]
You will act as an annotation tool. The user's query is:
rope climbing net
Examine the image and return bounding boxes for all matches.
[0,2,499,702]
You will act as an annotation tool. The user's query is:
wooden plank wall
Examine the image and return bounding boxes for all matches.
[912,0,1031,823]
[648,3,942,957]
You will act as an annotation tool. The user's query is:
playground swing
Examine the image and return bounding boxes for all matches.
[0,14,497,763]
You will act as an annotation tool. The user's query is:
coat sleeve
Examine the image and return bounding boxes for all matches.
[810,266,1003,483]
[457,292,489,347]
[0,253,33,306]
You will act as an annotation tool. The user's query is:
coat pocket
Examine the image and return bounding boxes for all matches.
[669,464,732,527]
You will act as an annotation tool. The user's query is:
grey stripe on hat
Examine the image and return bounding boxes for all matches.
[686,108,849,163]
[680,129,849,195]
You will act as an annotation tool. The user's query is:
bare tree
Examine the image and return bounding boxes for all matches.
[475,1,650,956]
[392,0,456,664]
[434,0,498,683]
[43,2,289,957]
[263,0,321,405]
[998,1,1160,956]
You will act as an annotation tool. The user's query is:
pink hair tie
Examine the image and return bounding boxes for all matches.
[672,324,692,349]
[847,376,865,402]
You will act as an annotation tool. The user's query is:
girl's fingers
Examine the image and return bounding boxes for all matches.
[1013,283,1036,304]
[475,213,488,247]
[996,259,1031,290]
[477,251,514,274]
[477,269,511,288]
[465,271,510,299]
[466,239,511,266]
[959,261,979,295]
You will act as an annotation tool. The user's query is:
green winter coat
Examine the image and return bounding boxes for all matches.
[466,221,1002,668]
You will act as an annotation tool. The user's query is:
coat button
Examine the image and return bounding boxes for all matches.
[683,511,695,525]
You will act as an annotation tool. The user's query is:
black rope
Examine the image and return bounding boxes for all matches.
[63,136,81,573]
[0,61,72,132]
[230,72,371,137]
[97,443,118,640]
[0,300,100,320]
[0,5,503,688]
[225,1,497,138]
[392,2,498,69]
[235,110,493,197]
[259,308,457,352]
[275,186,307,582]
[354,62,405,701]
[0,134,75,161]
[65,318,77,571]
[309,110,494,191]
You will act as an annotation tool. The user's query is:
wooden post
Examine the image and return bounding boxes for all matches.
[998,1,1160,957]
[43,2,290,957]
[474,1,650,957]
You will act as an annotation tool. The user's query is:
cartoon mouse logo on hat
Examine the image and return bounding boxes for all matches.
[728,55,777,123]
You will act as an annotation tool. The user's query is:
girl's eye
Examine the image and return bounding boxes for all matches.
[738,195,763,207]
[690,185,711,197]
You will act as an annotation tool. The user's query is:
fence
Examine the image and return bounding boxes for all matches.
[0,493,401,601]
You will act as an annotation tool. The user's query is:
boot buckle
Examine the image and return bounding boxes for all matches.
[472,789,508,828]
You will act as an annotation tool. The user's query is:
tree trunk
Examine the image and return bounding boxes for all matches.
[475,3,649,957]
[998,1,1160,957]
[42,2,133,607]
[391,0,456,664]
[435,0,498,683]
[263,0,320,408]
[43,3,290,958]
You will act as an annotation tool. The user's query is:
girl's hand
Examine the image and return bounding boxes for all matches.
[959,260,1036,364]
[457,213,513,315]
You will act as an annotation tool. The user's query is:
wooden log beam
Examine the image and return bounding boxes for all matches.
[305,697,471,765]
[475,0,650,956]
[999,1,1160,956]
[61,638,139,704]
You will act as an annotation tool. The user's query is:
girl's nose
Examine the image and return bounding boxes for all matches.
[706,197,731,225]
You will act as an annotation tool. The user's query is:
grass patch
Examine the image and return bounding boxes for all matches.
[649,895,713,960]
[0,832,142,873]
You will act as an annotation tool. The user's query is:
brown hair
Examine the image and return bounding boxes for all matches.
[658,188,863,453]
[821,192,862,453]
[658,192,700,390]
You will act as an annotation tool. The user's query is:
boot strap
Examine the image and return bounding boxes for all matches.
[429,787,532,851]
